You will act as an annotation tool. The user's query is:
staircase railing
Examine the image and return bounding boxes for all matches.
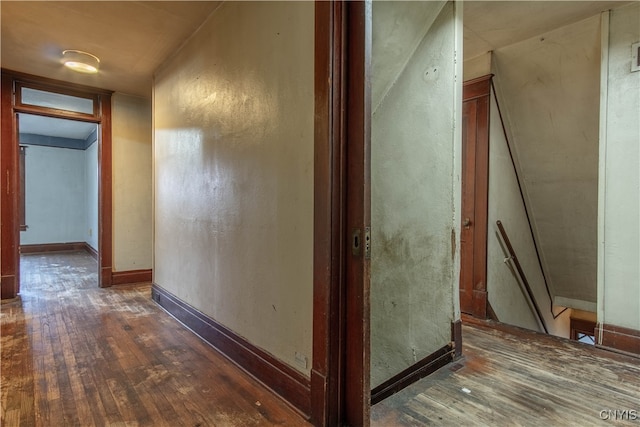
[496,220,548,334]
[491,80,568,321]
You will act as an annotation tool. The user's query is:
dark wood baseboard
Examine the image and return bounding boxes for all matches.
[451,319,462,358]
[1,275,17,300]
[371,343,454,405]
[596,323,640,358]
[100,267,112,288]
[310,368,331,427]
[84,243,98,260]
[20,242,99,261]
[151,284,311,418]
[20,242,87,254]
[112,269,152,286]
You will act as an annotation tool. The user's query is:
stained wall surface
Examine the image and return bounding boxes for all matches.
[153,1,314,374]
[371,1,460,388]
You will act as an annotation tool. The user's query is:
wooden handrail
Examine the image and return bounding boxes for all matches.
[491,80,568,320]
[496,220,549,334]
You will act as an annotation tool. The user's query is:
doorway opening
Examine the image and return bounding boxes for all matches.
[459,3,605,343]
[18,113,100,291]
[1,70,113,299]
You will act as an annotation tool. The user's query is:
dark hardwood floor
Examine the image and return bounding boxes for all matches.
[6,251,639,426]
[1,251,311,427]
[372,319,640,426]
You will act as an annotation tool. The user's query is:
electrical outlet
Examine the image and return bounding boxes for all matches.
[294,352,308,370]
[88,228,92,237]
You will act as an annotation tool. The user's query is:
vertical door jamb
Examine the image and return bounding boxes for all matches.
[99,94,113,288]
[312,1,347,425]
[312,2,371,425]
[344,1,372,425]
[0,73,19,299]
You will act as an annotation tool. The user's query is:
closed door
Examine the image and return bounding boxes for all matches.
[460,76,491,318]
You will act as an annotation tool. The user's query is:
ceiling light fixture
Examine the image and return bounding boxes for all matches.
[62,50,100,74]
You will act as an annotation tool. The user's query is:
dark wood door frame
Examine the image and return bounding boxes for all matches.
[459,75,492,318]
[312,2,371,425]
[0,69,113,298]
[344,1,371,425]
[312,2,345,424]
[1,72,19,299]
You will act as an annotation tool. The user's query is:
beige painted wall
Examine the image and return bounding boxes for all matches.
[112,93,153,272]
[492,15,601,311]
[153,2,314,374]
[599,2,640,331]
[487,90,570,337]
[371,1,461,388]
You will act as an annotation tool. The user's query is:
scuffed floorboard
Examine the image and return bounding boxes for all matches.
[1,252,310,427]
[372,321,640,426]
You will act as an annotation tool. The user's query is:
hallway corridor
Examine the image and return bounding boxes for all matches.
[1,252,310,426]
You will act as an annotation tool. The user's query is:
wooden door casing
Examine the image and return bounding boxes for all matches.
[312,2,371,425]
[0,69,113,298]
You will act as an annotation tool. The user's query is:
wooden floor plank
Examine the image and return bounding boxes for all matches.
[372,321,640,426]
[56,304,106,426]
[1,252,310,426]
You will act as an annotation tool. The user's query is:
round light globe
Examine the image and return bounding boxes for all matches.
[62,50,100,74]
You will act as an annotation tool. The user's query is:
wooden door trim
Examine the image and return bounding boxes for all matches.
[344,2,371,425]
[312,2,346,425]
[1,73,19,299]
[460,74,492,318]
[99,94,113,287]
[312,2,371,425]
[463,75,493,101]
[0,69,113,297]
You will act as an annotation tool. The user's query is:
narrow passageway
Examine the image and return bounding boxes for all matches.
[1,252,310,426]
[371,318,640,426]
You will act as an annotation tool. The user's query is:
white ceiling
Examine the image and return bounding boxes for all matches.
[2,1,631,139]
